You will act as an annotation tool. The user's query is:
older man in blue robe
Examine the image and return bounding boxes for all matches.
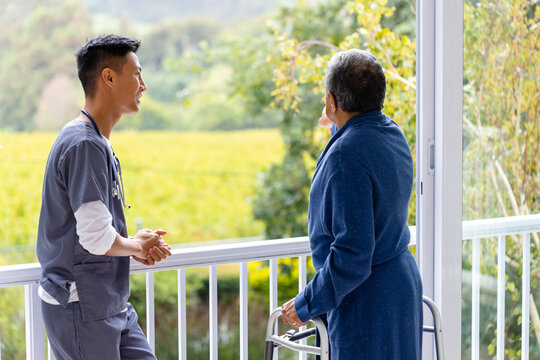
[281,49,423,359]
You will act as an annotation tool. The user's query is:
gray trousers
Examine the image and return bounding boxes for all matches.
[42,301,156,360]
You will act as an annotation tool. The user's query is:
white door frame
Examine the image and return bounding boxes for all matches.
[416,1,463,359]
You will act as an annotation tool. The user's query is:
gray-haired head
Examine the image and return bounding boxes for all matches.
[325,49,386,114]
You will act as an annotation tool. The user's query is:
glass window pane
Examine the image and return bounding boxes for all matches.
[462,1,539,359]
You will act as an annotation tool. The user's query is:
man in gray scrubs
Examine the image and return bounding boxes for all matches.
[36,34,171,359]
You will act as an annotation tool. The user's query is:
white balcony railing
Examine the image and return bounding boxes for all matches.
[0,215,539,360]
[461,215,540,360]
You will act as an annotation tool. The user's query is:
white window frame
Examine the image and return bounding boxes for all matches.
[416,1,463,359]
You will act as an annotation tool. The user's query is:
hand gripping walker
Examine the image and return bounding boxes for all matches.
[264,307,329,360]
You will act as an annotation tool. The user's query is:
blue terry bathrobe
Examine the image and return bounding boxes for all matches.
[294,111,423,359]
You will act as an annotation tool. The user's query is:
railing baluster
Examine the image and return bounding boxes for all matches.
[471,237,480,360]
[3,216,539,360]
[240,262,248,360]
[298,256,307,292]
[521,233,530,360]
[298,256,307,360]
[178,269,187,360]
[269,259,278,312]
[497,235,505,360]
[269,259,278,360]
[146,271,155,352]
[24,283,45,360]
[209,265,218,360]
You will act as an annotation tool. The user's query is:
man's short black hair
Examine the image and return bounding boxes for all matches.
[325,49,386,114]
[75,34,141,97]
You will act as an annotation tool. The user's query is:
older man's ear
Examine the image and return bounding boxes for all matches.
[326,91,337,113]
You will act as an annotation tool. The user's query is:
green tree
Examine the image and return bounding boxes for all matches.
[253,0,416,239]
[0,0,91,131]
[169,23,286,131]
[138,18,221,71]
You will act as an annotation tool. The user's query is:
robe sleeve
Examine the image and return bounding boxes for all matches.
[295,166,375,322]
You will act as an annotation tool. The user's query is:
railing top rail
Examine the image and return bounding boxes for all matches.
[0,237,311,288]
[1,215,538,288]
[0,262,41,287]
[129,236,311,273]
[462,214,540,239]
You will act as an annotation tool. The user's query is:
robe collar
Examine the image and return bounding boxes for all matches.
[316,110,388,167]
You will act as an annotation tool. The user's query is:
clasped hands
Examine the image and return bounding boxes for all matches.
[132,228,172,266]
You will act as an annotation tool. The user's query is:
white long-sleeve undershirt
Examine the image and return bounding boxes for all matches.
[75,200,117,255]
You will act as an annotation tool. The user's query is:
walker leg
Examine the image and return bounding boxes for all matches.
[264,341,274,360]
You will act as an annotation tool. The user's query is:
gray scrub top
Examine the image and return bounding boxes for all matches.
[36,120,130,321]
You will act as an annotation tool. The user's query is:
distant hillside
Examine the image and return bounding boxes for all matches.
[83,0,295,25]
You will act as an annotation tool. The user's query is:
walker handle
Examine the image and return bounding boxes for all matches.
[264,307,329,360]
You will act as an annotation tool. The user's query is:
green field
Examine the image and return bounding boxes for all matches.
[0,129,306,359]
[0,130,284,265]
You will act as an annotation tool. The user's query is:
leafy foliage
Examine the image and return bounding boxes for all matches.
[0,0,91,131]
[250,0,416,239]
[0,0,285,132]
[84,0,281,24]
